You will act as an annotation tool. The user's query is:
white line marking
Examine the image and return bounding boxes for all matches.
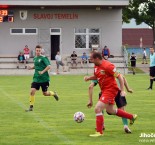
[0,88,75,145]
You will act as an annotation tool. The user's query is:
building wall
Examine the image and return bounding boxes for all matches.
[0,8,122,58]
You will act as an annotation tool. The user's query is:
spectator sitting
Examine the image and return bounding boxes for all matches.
[102,45,110,60]
[17,52,26,69]
[81,52,88,67]
[23,45,30,63]
[70,51,77,68]
[55,51,66,74]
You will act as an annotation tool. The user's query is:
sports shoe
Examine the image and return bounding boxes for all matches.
[89,132,103,137]
[25,107,33,112]
[130,114,137,125]
[53,91,59,101]
[147,87,152,90]
[124,127,132,133]
[25,105,33,112]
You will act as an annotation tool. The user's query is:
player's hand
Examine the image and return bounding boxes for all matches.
[87,101,93,108]
[38,71,43,75]
[127,89,133,93]
[84,76,89,82]
[120,91,126,97]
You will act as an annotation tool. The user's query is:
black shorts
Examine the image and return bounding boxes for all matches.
[115,91,127,108]
[150,66,155,77]
[31,82,49,92]
[130,61,136,67]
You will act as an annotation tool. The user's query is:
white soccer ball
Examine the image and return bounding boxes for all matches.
[74,112,85,123]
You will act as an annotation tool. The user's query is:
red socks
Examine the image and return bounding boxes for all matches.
[116,109,133,120]
[96,115,103,134]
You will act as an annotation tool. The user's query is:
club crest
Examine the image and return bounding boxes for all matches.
[100,70,105,75]
[19,10,27,20]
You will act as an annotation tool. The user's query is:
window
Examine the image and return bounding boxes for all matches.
[75,28,100,49]
[25,28,37,34]
[11,28,23,34]
[10,28,38,35]
[50,28,61,35]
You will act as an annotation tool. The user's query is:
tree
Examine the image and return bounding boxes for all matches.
[123,0,155,47]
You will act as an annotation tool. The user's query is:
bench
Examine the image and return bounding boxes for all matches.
[66,56,93,69]
[0,57,34,69]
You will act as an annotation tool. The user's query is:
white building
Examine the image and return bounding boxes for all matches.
[0,0,129,60]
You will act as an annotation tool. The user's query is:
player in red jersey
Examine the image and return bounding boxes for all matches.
[84,51,137,137]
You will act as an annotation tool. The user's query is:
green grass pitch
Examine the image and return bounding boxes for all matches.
[0,74,155,145]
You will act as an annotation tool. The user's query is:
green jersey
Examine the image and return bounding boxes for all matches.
[33,55,51,83]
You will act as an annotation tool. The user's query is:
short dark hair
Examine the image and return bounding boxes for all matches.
[91,51,102,60]
[35,45,42,49]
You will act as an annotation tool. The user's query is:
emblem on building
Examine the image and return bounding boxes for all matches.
[19,10,27,20]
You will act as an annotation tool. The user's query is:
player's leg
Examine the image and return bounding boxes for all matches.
[147,67,154,90]
[89,101,106,137]
[41,82,59,101]
[120,107,131,133]
[106,104,137,125]
[98,92,105,130]
[115,92,131,133]
[25,82,38,112]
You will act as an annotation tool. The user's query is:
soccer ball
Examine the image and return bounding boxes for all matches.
[74,112,85,123]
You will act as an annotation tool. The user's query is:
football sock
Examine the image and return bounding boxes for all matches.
[122,118,128,126]
[154,78,155,81]
[49,91,55,96]
[116,109,133,120]
[29,96,35,106]
[96,113,103,134]
[150,79,153,88]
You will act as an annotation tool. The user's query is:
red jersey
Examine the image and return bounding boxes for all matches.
[94,60,119,93]
[24,48,30,54]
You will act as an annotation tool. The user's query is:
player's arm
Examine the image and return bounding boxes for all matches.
[39,65,51,75]
[123,75,133,93]
[39,57,51,74]
[87,82,95,108]
[84,75,97,82]
[114,70,126,96]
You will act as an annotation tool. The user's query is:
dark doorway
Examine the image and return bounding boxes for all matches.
[50,35,60,60]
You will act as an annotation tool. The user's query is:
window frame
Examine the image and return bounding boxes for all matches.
[74,28,100,49]
[10,28,38,35]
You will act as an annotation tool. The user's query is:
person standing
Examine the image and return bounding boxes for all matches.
[55,51,66,74]
[84,51,137,137]
[142,48,147,64]
[23,45,30,63]
[25,45,59,112]
[130,52,137,75]
[147,47,155,90]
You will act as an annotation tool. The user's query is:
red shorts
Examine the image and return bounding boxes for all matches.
[99,89,118,104]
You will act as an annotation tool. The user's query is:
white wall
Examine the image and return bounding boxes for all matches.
[0,8,122,57]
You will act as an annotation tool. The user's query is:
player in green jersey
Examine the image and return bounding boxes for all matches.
[26,45,59,112]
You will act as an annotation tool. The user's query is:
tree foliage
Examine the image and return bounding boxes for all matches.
[123,0,155,46]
